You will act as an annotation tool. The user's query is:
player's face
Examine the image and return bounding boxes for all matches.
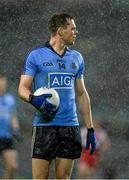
[0,78,7,95]
[62,18,78,45]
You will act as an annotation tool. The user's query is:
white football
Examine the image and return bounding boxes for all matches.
[33,87,60,110]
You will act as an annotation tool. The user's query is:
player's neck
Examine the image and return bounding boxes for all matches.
[49,37,66,56]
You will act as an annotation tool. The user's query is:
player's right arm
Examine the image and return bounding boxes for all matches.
[18,75,57,120]
[19,51,57,119]
[18,75,33,102]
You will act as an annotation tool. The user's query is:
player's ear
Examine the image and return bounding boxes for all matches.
[57,27,64,37]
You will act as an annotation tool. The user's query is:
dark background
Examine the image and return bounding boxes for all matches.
[0,0,129,178]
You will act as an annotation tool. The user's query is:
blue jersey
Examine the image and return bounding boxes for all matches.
[23,42,85,126]
[0,93,16,138]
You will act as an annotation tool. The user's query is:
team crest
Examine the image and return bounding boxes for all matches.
[71,62,77,69]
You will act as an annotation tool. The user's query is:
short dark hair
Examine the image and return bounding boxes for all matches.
[48,13,73,35]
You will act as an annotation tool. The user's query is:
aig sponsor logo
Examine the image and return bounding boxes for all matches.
[48,73,74,89]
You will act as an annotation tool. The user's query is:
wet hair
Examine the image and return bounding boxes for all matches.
[48,13,73,35]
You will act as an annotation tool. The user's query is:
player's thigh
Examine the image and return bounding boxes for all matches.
[2,149,18,169]
[32,158,50,179]
[55,157,74,178]
[57,126,82,160]
[32,126,58,161]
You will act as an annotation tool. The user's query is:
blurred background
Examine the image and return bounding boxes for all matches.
[0,0,129,178]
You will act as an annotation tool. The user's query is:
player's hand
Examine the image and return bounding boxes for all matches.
[86,128,96,155]
[41,105,58,121]
[29,94,57,119]
[12,129,23,142]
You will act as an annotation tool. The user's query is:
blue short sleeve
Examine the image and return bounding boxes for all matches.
[76,53,85,79]
[22,51,37,76]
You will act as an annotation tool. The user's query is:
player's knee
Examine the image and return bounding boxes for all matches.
[32,170,49,179]
[6,162,18,172]
[56,170,70,179]
[33,173,48,179]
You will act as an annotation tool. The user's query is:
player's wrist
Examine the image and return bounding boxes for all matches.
[29,94,34,103]
[87,128,94,132]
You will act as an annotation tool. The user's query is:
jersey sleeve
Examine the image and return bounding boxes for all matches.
[76,53,85,79]
[22,51,37,77]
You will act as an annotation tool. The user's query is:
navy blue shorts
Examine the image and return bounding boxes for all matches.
[32,126,82,161]
[0,138,15,153]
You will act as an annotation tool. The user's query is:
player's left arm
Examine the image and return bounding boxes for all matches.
[12,113,19,130]
[11,113,22,142]
[75,77,96,154]
[75,77,93,128]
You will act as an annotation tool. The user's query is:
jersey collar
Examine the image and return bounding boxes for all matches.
[44,41,69,58]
